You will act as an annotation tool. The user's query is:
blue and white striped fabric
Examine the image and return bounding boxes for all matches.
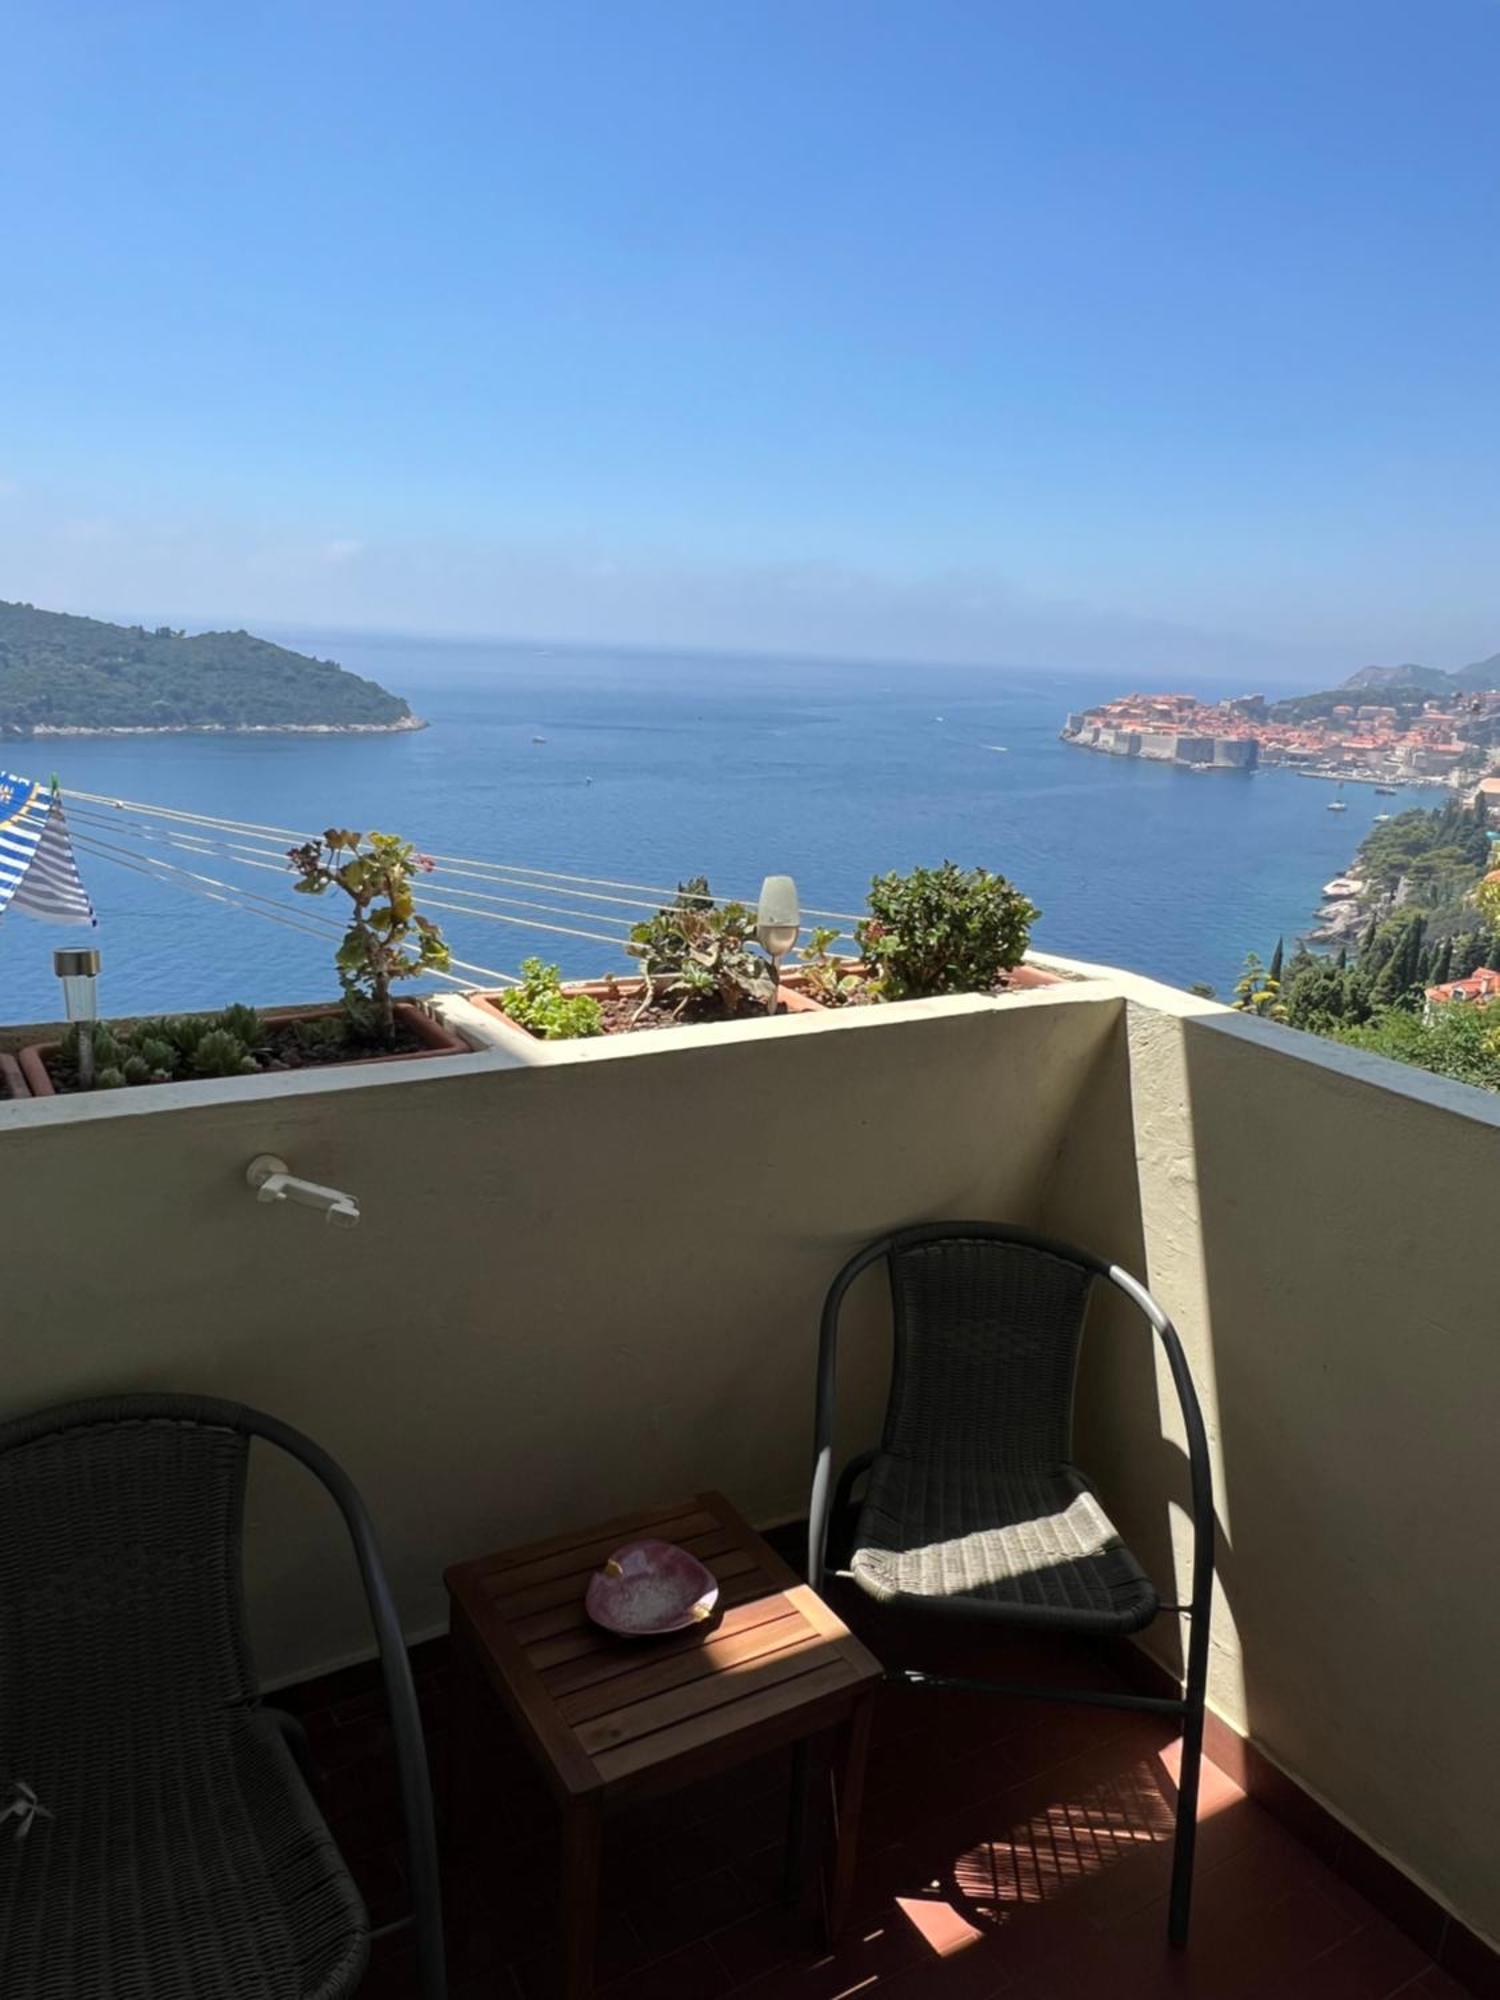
[0,773,96,927]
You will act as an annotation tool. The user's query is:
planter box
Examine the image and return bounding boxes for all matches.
[779,959,1068,1004]
[468,976,824,1042]
[18,1000,466,1098]
[1002,963,1068,991]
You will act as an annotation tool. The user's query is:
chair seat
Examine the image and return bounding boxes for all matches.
[0,1706,369,2000]
[850,1450,1159,1634]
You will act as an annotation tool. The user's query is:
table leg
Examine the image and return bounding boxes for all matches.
[560,1795,604,2000]
[784,1739,811,1904]
[445,1617,487,1859]
[827,1691,875,1944]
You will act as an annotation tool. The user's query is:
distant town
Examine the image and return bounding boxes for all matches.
[1061,687,1500,789]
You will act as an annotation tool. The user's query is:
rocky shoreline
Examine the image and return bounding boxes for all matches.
[14,715,427,739]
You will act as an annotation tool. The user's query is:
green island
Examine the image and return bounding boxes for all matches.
[0,600,420,736]
[1232,798,1500,1090]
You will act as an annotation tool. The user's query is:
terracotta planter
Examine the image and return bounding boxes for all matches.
[1000,963,1068,991]
[0,1051,28,1100]
[17,1000,466,1098]
[469,976,824,1041]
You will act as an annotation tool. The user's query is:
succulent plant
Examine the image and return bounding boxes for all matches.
[627,878,776,1020]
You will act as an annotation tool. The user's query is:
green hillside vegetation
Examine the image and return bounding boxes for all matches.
[1450,650,1500,691]
[1269,646,1500,725]
[0,600,415,734]
[1234,799,1500,1090]
[1339,662,1448,693]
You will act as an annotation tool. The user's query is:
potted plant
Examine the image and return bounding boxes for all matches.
[286,826,459,1047]
[490,958,605,1041]
[18,827,467,1095]
[471,878,825,1039]
[856,861,1052,999]
[783,926,874,1008]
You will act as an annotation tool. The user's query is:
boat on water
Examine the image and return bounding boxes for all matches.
[1327,799,1348,811]
[1374,784,1398,795]
[531,734,547,744]
[1374,812,1391,822]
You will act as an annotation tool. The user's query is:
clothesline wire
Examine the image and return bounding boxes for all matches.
[62,804,660,940]
[61,800,856,956]
[69,811,637,951]
[69,830,520,987]
[61,787,866,924]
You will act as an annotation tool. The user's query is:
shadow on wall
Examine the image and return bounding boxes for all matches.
[1177,1011,1500,1948]
[1039,999,1237,1701]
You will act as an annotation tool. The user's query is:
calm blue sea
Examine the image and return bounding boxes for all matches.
[0,636,1430,1022]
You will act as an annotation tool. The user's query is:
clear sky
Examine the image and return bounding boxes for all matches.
[3,1,1497,681]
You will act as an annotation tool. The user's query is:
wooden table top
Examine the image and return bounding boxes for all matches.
[445,1491,883,1802]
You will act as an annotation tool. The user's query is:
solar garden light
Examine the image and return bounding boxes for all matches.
[756,875,800,1013]
[53,947,101,1089]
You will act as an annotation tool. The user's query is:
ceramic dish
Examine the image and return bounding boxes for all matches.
[584,1537,720,1636]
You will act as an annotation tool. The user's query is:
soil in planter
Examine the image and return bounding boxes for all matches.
[258,1019,431,1069]
[593,993,797,1035]
[39,1019,430,1092]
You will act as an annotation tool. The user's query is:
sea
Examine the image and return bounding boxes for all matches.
[0,635,1434,1023]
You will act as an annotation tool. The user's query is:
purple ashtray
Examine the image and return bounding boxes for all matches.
[585,1538,720,1637]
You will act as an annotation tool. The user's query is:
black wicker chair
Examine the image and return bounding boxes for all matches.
[0,1394,446,2000]
[808,1224,1215,1946]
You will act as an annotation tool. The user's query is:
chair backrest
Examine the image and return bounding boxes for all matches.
[0,1399,260,1754]
[883,1231,1095,1467]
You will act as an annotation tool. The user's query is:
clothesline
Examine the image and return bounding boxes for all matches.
[54,787,866,984]
[62,788,867,924]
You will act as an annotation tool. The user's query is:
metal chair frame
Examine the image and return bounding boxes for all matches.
[808,1223,1215,1947]
[0,1393,447,2000]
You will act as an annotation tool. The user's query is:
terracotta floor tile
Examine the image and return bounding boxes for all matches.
[1413,1967,1484,2000]
[724,1914,928,1997]
[284,1630,1497,2000]
[1241,1916,1431,2000]
[594,1940,733,2000]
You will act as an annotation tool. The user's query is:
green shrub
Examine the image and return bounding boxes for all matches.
[502,959,604,1040]
[856,861,1038,1000]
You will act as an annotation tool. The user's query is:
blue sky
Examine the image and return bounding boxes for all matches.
[3,1,1497,679]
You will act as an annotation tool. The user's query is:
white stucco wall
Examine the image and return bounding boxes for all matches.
[3,974,1495,1946]
[1046,987,1500,1951]
[0,989,1115,1681]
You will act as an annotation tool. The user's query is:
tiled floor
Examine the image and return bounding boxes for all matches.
[279,1609,1474,2000]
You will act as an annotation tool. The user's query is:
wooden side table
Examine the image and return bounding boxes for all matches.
[445,1491,883,1997]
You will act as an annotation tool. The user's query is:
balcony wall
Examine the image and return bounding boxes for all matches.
[1,973,1495,1951]
[1037,973,1500,1953]
[0,987,1117,1671]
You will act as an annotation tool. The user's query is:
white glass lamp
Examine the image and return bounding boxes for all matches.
[54,947,101,1087]
[756,875,800,1009]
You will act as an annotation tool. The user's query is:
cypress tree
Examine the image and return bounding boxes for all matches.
[1430,938,1452,986]
[1269,937,1284,984]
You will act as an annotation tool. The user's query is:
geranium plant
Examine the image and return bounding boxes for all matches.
[287,828,451,1042]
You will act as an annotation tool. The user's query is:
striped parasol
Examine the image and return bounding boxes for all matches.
[0,774,97,927]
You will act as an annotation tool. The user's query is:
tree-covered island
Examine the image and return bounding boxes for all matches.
[0,601,422,736]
